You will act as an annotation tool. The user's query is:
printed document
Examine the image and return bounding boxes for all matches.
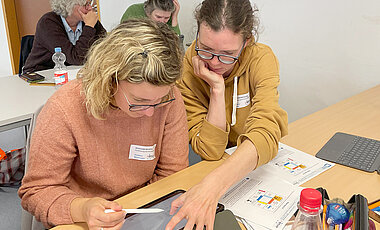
[225,143,335,186]
[220,143,335,229]
[258,143,335,186]
[219,170,302,230]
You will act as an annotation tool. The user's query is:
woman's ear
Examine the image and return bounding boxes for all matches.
[244,36,253,47]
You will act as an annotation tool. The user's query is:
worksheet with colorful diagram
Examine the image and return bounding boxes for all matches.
[258,143,335,186]
[225,142,335,186]
[221,143,335,229]
[219,172,302,230]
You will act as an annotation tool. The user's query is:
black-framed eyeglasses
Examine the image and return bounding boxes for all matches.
[121,87,175,111]
[195,31,246,65]
[84,0,93,6]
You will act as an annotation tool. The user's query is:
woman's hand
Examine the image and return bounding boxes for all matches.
[192,56,224,91]
[165,181,221,230]
[171,0,180,27]
[165,141,259,230]
[71,197,126,230]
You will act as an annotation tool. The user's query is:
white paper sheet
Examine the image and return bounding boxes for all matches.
[258,143,335,186]
[221,143,335,229]
[219,171,302,230]
[225,143,335,186]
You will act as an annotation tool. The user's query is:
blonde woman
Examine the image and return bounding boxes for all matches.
[23,0,106,73]
[19,19,188,229]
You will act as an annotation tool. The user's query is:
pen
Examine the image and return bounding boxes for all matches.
[343,210,353,229]
[236,216,255,230]
[29,82,55,86]
[368,200,380,210]
[322,205,327,230]
[104,208,164,214]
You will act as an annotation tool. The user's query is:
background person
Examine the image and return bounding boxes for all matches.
[166,0,288,229]
[19,19,188,229]
[23,0,106,73]
[120,0,181,35]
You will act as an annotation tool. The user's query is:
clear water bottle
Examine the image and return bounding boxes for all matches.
[52,47,68,87]
[291,188,323,230]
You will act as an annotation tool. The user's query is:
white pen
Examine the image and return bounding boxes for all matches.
[236,216,255,230]
[104,208,164,214]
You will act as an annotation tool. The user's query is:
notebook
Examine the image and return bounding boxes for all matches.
[315,132,380,173]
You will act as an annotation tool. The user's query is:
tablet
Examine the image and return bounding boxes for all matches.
[121,190,224,230]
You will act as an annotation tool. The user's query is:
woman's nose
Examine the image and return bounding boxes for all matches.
[210,55,220,66]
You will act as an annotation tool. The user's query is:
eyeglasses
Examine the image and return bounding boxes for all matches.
[84,0,92,6]
[121,87,175,111]
[195,31,246,65]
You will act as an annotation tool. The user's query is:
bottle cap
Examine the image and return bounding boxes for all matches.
[299,188,322,213]
[54,47,62,52]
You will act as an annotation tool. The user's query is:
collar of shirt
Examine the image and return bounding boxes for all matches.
[60,16,83,45]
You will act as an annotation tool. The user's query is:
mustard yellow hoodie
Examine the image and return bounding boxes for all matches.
[177,40,288,166]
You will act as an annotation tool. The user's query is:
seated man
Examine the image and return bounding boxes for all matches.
[18,18,188,229]
[23,0,106,73]
[120,0,181,35]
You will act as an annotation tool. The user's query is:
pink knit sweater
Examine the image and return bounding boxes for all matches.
[18,79,189,228]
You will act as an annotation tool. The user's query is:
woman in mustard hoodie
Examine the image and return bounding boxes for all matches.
[166,0,288,229]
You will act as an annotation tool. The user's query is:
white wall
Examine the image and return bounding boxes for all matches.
[253,0,380,121]
[0,3,13,76]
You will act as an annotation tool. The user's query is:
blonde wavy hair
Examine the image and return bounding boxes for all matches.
[78,18,182,120]
[50,0,87,18]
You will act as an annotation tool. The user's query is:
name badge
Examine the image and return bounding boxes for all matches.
[129,144,156,161]
[236,92,250,109]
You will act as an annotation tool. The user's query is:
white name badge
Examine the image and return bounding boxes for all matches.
[129,144,156,161]
[236,92,250,109]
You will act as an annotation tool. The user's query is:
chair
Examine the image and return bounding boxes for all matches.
[19,35,35,75]
[178,34,185,54]
[21,105,45,230]
[188,144,202,166]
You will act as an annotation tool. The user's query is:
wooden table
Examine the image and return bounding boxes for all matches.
[53,84,380,229]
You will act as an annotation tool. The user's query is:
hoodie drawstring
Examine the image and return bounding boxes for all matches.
[231,76,238,126]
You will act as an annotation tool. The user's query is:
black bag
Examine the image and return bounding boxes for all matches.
[316,187,373,230]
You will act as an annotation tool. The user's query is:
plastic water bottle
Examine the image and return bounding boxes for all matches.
[52,47,68,87]
[291,188,323,230]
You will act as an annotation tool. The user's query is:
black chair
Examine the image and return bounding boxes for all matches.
[19,35,35,75]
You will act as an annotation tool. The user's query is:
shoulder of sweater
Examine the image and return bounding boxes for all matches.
[39,11,61,23]
[246,42,274,56]
[129,3,144,9]
[36,11,63,30]
[239,42,277,67]
[48,80,84,109]
[125,3,145,13]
